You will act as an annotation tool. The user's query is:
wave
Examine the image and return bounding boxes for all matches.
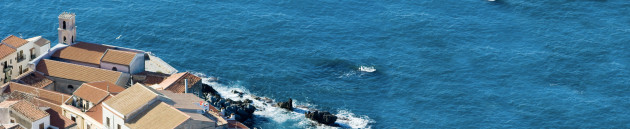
[194,73,373,128]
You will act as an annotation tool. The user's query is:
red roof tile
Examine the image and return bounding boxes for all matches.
[158,72,201,93]
[51,42,112,65]
[0,44,16,59]
[2,35,28,48]
[73,83,109,103]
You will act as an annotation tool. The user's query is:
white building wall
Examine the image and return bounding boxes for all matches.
[0,107,10,124]
[31,115,50,129]
[128,54,144,74]
[38,43,51,57]
[13,40,34,77]
[100,62,129,73]
[102,105,129,129]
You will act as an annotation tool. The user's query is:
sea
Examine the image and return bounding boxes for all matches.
[2,0,630,128]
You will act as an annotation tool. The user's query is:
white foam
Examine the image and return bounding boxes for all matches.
[197,73,373,128]
[335,110,374,128]
[359,66,376,72]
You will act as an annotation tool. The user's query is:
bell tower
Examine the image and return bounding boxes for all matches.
[58,12,76,45]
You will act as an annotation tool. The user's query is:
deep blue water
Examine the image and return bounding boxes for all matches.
[3,0,630,128]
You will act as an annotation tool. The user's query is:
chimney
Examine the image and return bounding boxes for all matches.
[184,79,188,93]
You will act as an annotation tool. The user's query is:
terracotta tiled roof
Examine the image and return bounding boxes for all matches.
[46,108,76,129]
[5,82,72,105]
[125,102,190,129]
[18,72,53,88]
[101,49,137,65]
[158,72,201,93]
[104,83,160,117]
[10,100,50,121]
[36,59,123,84]
[73,83,109,104]
[0,44,16,59]
[2,35,28,48]
[228,120,249,129]
[85,81,126,93]
[85,95,111,124]
[51,42,112,65]
[134,71,169,85]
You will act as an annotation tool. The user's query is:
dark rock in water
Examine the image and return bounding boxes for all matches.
[245,105,256,114]
[277,98,293,111]
[305,111,337,125]
[202,84,219,96]
[244,99,253,104]
[231,90,244,97]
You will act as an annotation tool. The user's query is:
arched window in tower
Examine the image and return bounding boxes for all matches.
[112,67,118,71]
[63,21,66,29]
[64,36,66,42]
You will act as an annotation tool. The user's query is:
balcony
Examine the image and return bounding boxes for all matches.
[3,65,11,72]
[16,55,26,63]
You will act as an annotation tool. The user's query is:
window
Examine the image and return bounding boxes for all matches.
[72,36,74,43]
[112,67,117,71]
[64,36,67,42]
[63,21,66,29]
[68,85,74,90]
[10,119,14,123]
[39,123,44,129]
[117,124,121,129]
[106,117,110,127]
[71,116,76,122]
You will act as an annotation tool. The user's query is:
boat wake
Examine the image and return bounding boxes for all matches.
[195,73,373,128]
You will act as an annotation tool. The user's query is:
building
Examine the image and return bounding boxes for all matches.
[1,82,77,129]
[61,82,123,129]
[103,83,217,129]
[58,12,76,45]
[159,90,225,128]
[35,59,130,94]
[50,42,145,74]
[0,100,50,129]
[0,35,51,85]
[15,71,54,91]
[155,72,202,96]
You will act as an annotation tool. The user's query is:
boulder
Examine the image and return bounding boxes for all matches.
[305,111,337,125]
[277,98,293,111]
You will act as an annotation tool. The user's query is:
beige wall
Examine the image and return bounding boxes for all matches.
[0,52,17,85]
[0,36,50,85]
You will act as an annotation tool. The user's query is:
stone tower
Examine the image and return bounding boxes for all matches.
[58,12,76,45]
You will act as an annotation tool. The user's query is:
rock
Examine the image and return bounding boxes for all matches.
[244,105,256,113]
[244,99,253,104]
[305,111,337,125]
[277,98,293,111]
[237,108,251,118]
[263,97,273,103]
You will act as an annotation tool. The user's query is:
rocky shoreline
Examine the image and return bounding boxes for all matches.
[201,83,341,127]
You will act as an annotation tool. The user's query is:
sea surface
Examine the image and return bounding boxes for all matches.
[3,0,630,128]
